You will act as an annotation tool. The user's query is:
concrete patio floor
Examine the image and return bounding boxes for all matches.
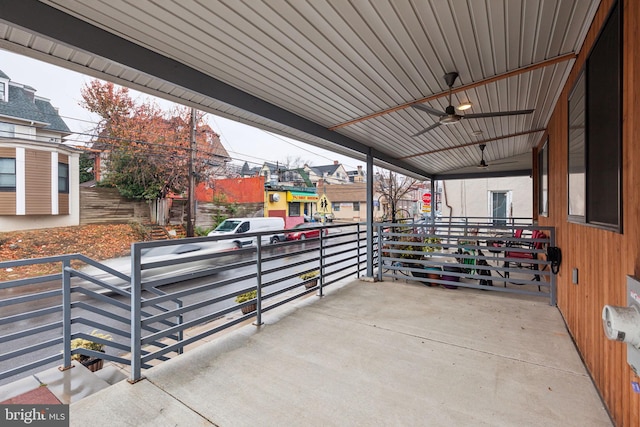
[69,279,612,426]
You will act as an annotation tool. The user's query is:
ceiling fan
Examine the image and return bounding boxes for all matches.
[476,144,520,169]
[412,72,534,137]
[478,144,489,169]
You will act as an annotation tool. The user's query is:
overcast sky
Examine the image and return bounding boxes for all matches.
[0,49,363,171]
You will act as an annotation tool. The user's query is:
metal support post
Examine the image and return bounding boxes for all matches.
[129,243,143,383]
[255,238,264,325]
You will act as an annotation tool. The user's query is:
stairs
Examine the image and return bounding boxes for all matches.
[142,223,188,240]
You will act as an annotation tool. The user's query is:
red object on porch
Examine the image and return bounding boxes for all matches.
[0,386,61,405]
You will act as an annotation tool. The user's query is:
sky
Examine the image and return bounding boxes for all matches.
[0,49,363,171]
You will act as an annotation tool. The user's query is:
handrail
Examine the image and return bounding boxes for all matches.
[0,218,552,386]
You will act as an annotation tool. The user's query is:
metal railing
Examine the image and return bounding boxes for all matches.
[377,220,556,305]
[0,222,370,385]
[1,218,555,386]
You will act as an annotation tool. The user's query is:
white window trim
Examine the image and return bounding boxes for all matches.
[487,190,512,221]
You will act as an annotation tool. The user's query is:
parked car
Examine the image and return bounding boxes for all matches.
[285,223,328,241]
[208,217,285,246]
[312,212,334,222]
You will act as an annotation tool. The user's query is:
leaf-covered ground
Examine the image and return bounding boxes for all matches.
[0,223,149,280]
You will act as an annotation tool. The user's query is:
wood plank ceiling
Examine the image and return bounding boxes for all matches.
[0,0,600,179]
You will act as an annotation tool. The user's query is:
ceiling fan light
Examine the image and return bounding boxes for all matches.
[440,115,461,124]
[457,101,472,111]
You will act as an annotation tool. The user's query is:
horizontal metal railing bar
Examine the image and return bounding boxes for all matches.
[71,301,131,326]
[0,289,61,308]
[141,304,240,346]
[140,247,250,271]
[70,318,131,342]
[140,273,253,307]
[324,270,355,287]
[0,322,61,344]
[141,291,233,327]
[322,256,358,271]
[139,266,225,289]
[73,254,133,280]
[0,274,62,290]
[0,337,63,362]
[381,271,545,297]
[68,268,132,297]
[0,254,73,268]
[0,354,62,382]
[71,287,132,311]
[262,289,316,314]
[140,315,252,363]
[0,306,62,326]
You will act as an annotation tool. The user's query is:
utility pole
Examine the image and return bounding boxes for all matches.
[187,107,197,237]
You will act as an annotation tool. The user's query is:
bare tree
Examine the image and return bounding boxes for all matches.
[375,169,422,223]
[281,155,311,170]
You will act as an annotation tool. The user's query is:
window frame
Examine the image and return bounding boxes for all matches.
[58,162,69,194]
[0,157,16,191]
[538,139,549,217]
[566,0,622,232]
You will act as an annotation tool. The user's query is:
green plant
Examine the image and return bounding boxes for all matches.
[299,270,319,280]
[393,234,442,259]
[424,236,442,253]
[235,290,257,303]
[70,330,112,361]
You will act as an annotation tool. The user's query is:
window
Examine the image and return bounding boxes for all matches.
[0,122,15,138]
[58,162,69,193]
[0,82,5,102]
[288,202,300,216]
[353,202,360,212]
[538,139,549,217]
[489,191,511,226]
[0,158,16,191]
[332,203,340,211]
[568,71,586,218]
[567,1,621,231]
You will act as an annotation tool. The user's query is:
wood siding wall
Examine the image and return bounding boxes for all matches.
[25,149,51,215]
[540,1,640,425]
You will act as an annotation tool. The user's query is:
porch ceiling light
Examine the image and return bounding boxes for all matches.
[456,101,472,111]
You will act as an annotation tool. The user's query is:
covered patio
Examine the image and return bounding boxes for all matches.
[67,278,610,426]
[2,1,639,424]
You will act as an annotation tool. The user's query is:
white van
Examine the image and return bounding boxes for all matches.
[207,217,285,247]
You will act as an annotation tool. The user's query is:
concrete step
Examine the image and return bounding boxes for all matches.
[0,362,112,405]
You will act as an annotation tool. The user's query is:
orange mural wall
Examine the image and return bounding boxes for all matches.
[196,177,265,203]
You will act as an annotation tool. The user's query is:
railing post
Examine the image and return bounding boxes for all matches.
[319,227,325,297]
[377,224,383,282]
[356,223,361,278]
[129,243,143,383]
[255,238,264,326]
[61,258,72,370]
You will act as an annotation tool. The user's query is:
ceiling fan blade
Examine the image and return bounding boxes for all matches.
[412,122,442,137]
[463,109,534,119]
[412,104,446,117]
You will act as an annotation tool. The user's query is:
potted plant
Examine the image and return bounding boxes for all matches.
[70,330,112,372]
[235,289,258,314]
[392,234,442,285]
[423,236,443,286]
[299,270,319,289]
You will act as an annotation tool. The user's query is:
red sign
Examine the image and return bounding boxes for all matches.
[422,193,431,204]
